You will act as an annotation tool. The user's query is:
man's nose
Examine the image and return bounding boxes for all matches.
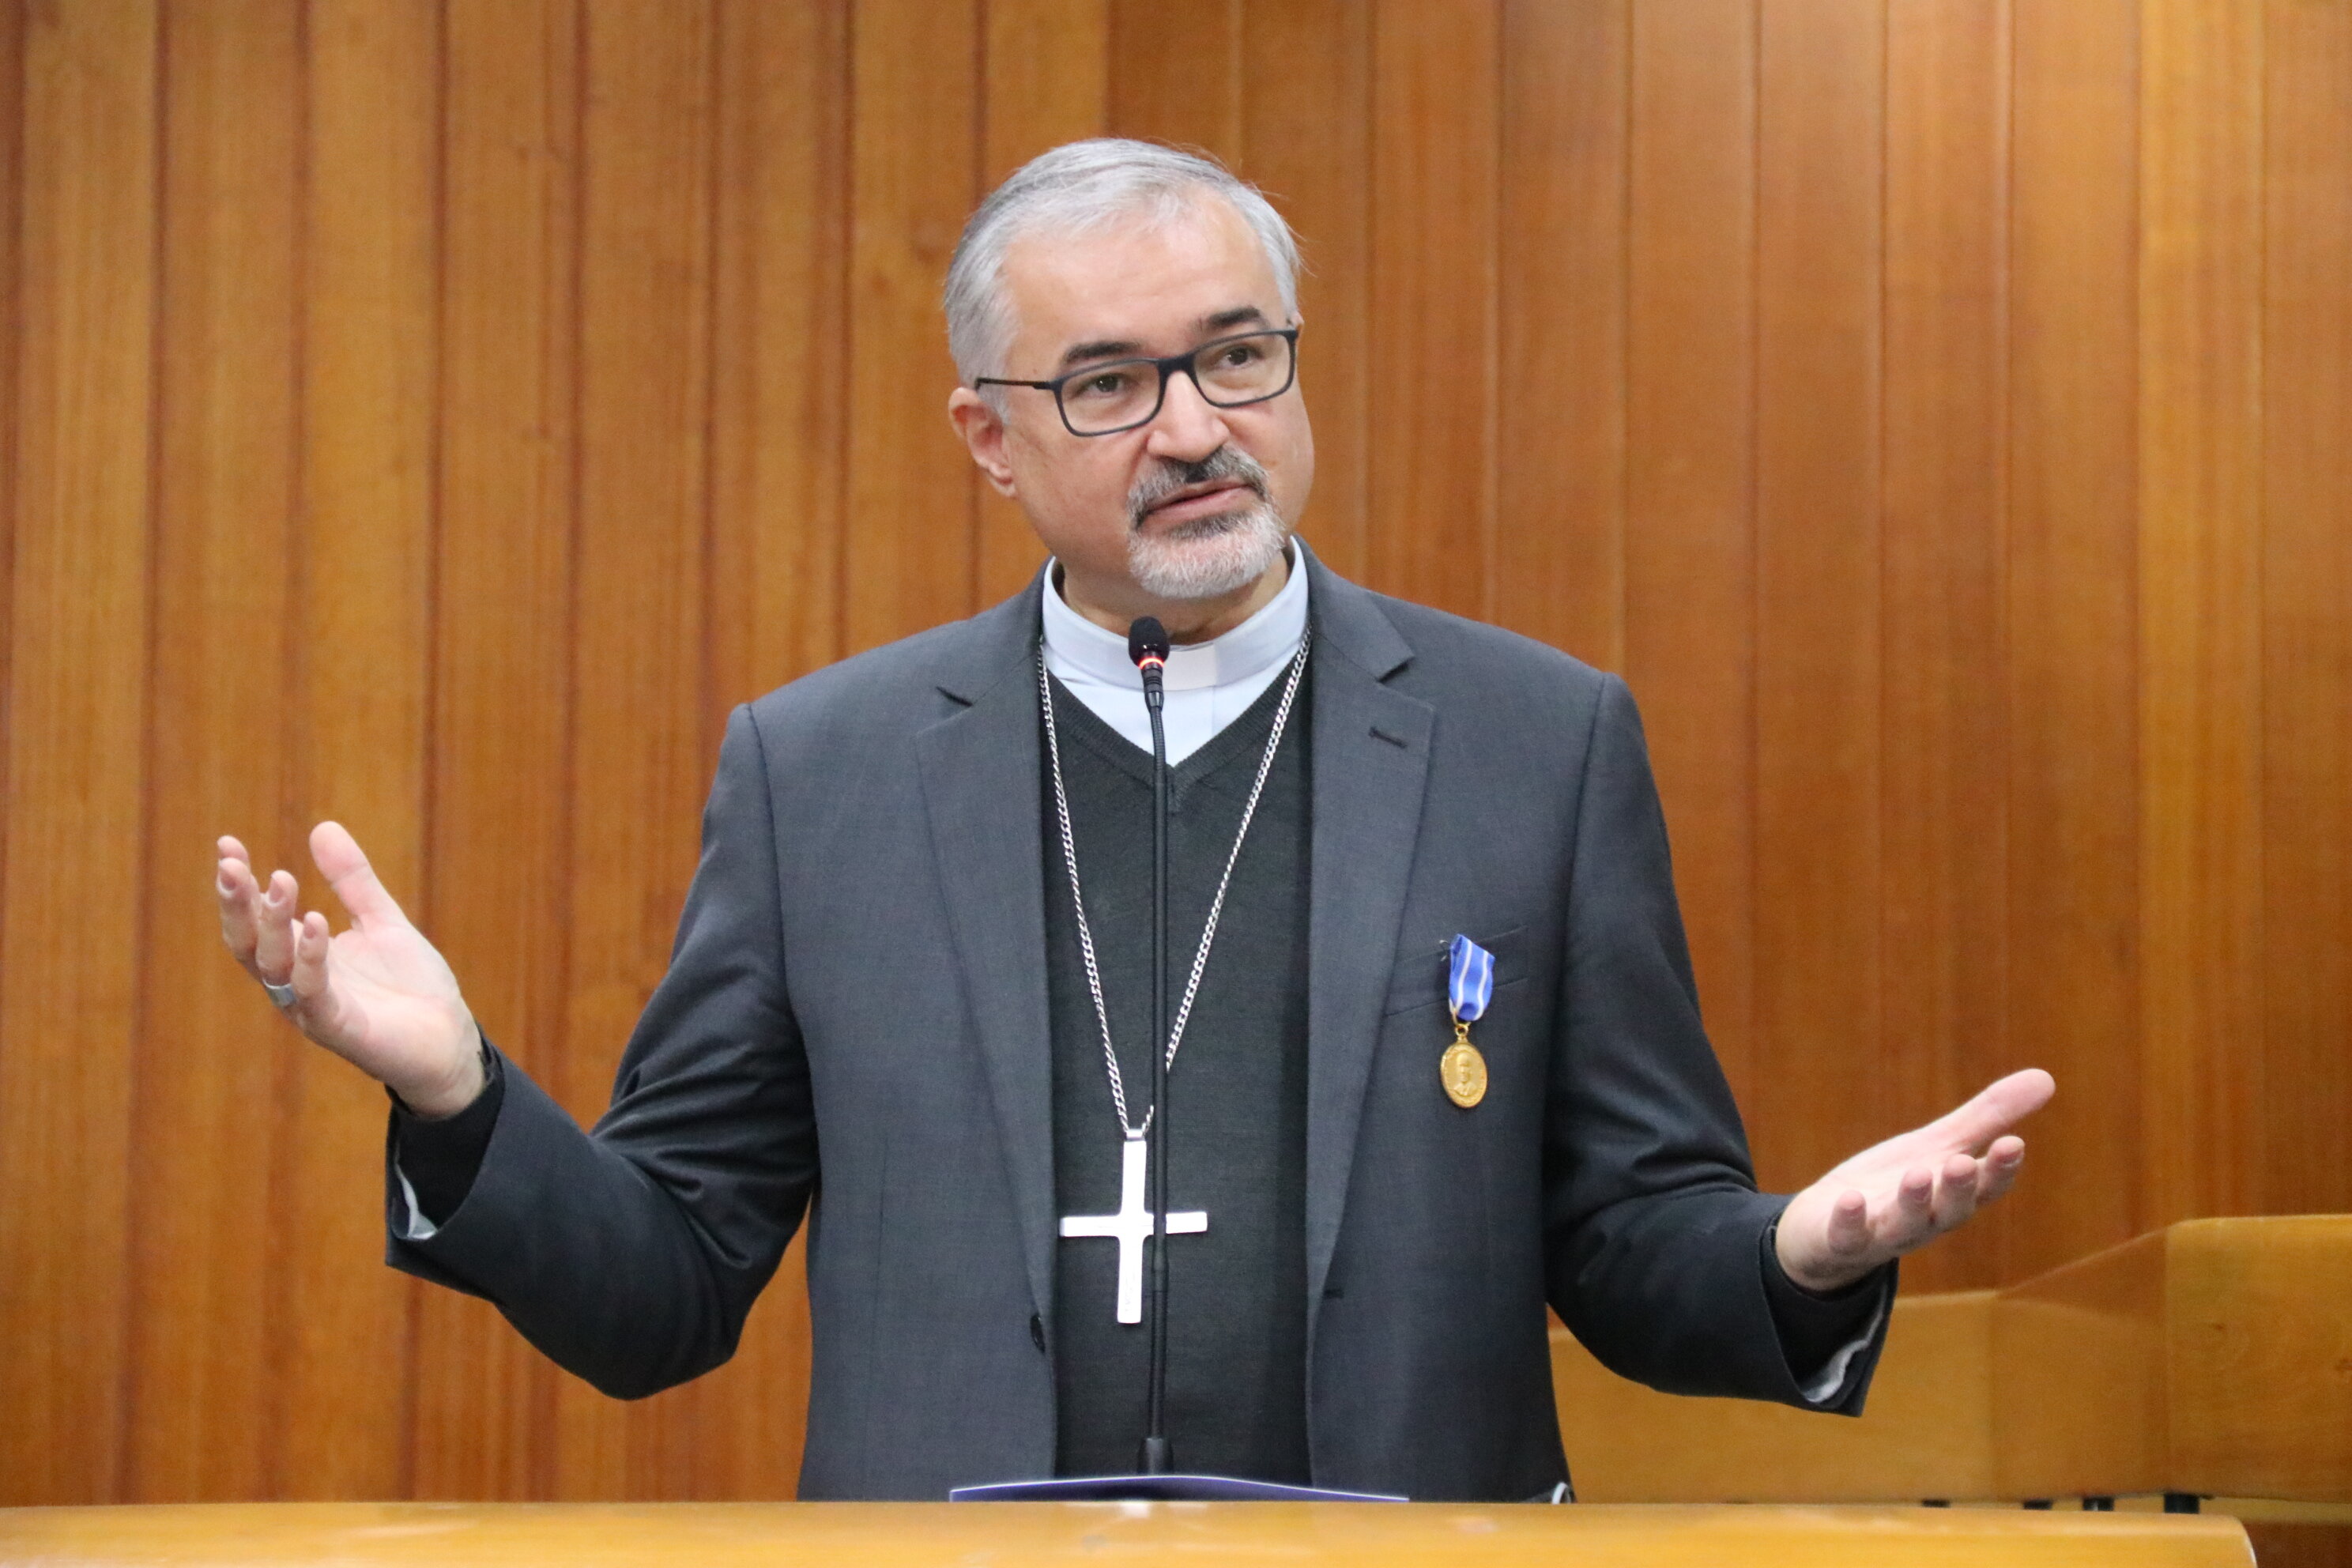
[1144,368,1232,460]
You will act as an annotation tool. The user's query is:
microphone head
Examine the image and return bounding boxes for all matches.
[1128,616,1170,672]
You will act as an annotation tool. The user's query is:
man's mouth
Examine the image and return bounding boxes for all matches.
[1138,479,1261,528]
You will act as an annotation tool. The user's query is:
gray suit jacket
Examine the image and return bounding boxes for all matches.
[389,551,1886,1501]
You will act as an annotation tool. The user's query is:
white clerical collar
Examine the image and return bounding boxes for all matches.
[1040,544,1310,693]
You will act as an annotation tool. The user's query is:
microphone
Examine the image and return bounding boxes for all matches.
[1129,616,1174,1476]
[1129,617,1170,704]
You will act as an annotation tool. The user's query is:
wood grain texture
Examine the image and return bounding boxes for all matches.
[127,0,303,1502]
[1749,0,1885,1193]
[2006,0,2143,1278]
[1623,0,1758,1097]
[1995,1229,2171,1497]
[0,0,159,1507]
[417,0,582,1500]
[2260,0,2352,1223]
[1494,0,1626,673]
[276,0,438,1500]
[844,0,978,651]
[0,0,20,1008]
[2137,0,2267,1227]
[0,1501,2260,1566]
[707,0,848,718]
[1366,0,1497,618]
[1108,0,1242,164]
[2167,1217,2352,1500]
[0,15,21,1376]
[1241,0,1371,582]
[1877,0,2012,1293]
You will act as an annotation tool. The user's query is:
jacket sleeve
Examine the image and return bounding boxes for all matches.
[1542,673,1889,1414]
[385,703,818,1399]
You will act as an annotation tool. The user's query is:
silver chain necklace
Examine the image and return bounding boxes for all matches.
[1038,633,1311,1139]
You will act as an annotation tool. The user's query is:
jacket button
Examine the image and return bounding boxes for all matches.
[1029,1313,1046,1352]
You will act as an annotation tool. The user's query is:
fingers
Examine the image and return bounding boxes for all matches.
[288,910,337,1020]
[1824,1189,1871,1261]
[311,820,410,932]
[1933,1151,1982,1231]
[216,841,262,965]
[251,869,301,985]
[1973,1136,2027,1205]
[1935,1068,2056,1152]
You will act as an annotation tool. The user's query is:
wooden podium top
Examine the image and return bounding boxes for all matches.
[0,1502,2252,1567]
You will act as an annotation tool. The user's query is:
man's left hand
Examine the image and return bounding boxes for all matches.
[1773,1069,2056,1294]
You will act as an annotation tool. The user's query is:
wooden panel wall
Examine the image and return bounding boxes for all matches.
[1,0,2345,1510]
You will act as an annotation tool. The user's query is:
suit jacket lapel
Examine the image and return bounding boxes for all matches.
[916,582,1058,1326]
[1301,558,1432,1347]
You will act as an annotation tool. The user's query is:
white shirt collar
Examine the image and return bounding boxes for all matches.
[1039,545,1310,693]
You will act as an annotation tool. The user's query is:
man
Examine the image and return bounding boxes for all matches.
[216,140,2052,1501]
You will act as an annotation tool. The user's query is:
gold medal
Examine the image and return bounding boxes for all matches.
[1441,1018,1487,1108]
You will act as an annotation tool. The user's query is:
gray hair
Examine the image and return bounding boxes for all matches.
[944,138,1302,390]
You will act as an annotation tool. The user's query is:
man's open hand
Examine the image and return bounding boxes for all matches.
[1773,1069,2056,1293]
[216,822,484,1118]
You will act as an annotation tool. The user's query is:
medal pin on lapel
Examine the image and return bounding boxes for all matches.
[1442,933,1494,1109]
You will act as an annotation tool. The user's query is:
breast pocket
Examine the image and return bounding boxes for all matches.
[1381,925,1529,1017]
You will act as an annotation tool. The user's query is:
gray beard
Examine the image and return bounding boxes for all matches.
[1126,497,1290,601]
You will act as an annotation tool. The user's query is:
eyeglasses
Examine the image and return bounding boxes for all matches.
[973,326,1301,437]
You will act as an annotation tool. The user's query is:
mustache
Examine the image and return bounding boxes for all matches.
[1126,447,1272,530]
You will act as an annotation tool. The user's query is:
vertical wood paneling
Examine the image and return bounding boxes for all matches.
[125,0,303,1502]
[0,0,159,1506]
[1494,0,1626,672]
[276,0,439,1499]
[1624,0,1758,1096]
[1108,0,1242,164]
[555,0,719,1502]
[1750,0,1885,1192]
[844,0,978,650]
[1879,0,2013,1291]
[2007,0,2143,1277]
[0,0,20,922]
[418,0,582,1500]
[2137,0,2267,1227]
[976,0,1109,605]
[707,0,848,718]
[1241,0,1371,582]
[2260,0,2352,1219]
[1366,0,1498,618]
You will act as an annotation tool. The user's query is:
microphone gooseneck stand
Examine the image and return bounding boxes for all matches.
[1128,616,1175,1477]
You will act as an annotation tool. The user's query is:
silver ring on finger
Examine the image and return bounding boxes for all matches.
[263,978,298,1008]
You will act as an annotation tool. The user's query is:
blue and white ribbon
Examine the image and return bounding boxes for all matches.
[1447,934,1495,1024]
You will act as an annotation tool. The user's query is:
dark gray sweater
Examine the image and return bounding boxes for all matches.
[1042,667,1314,1483]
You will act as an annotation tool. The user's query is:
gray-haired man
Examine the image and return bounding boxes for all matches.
[217,139,2052,1500]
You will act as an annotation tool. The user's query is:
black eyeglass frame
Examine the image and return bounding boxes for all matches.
[972,326,1302,438]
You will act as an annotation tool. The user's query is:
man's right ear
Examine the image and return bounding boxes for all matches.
[947,388,1019,498]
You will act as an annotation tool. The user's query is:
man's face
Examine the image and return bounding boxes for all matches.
[948,196,1316,619]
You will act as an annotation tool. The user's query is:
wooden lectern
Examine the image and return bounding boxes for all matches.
[1553,1216,2352,1508]
[0,1500,2253,1566]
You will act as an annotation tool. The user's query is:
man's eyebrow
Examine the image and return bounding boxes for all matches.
[1056,337,1144,371]
[1052,307,1275,372]
[1196,304,1270,335]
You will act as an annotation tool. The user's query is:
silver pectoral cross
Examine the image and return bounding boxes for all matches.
[1057,1134,1208,1324]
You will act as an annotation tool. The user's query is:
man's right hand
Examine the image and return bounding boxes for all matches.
[216,822,485,1118]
